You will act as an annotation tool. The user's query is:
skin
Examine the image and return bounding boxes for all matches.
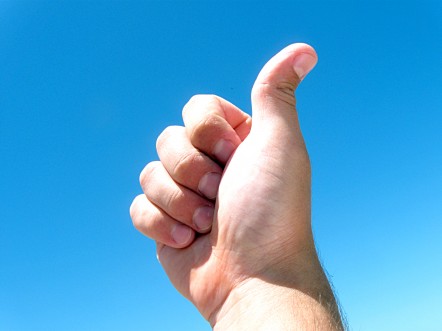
[130,43,344,330]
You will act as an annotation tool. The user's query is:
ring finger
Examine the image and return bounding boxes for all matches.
[140,161,215,233]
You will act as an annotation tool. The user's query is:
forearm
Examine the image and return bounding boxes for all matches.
[210,258,344,331]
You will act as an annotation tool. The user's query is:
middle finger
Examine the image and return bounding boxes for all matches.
[156,125,223,200]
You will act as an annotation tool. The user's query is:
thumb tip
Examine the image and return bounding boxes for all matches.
[292,46,318,81]
[280,43,318,81]
[254,43,318,90]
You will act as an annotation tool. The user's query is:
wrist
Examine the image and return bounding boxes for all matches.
[210,253,344,330]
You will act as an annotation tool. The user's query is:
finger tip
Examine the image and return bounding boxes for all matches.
[171,224,195,247]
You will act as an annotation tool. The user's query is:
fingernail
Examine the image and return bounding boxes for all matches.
[171,224,192,245]
[213,139,236,164]
[193,205,214,232]
[292,53,317,81]
[198,172,222,199]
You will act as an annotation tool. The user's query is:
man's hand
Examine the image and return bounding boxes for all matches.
[130,43,344,330]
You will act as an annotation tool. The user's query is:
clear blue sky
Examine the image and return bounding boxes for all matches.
[1,1,441,330]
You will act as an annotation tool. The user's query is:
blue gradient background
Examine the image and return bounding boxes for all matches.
[1,1,441,330]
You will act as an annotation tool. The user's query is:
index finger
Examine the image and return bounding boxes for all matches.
[182,94,252,165]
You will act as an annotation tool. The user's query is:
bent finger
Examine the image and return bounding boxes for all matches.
[182,94,252,165]
[140,161,215,233]
[156,126,223,200]
[130,194,195,248]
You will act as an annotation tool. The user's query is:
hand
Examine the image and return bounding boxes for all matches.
[130,43,344,330]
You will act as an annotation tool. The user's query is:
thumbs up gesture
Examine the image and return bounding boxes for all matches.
[131,44,344,330]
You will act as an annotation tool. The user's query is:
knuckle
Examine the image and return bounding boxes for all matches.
[156,125,180,151]
[190,114,224,144]
[130,194,145,229]
[139,161,160,187]
[201,94,220,105]
[182,95,200,116]
[164,188,182,212]
[183,94,220,116]
[172,152,202,180]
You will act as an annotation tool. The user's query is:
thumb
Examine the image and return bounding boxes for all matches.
[251,43,317,134]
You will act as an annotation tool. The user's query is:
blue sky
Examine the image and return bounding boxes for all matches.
[1,1,441,330]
